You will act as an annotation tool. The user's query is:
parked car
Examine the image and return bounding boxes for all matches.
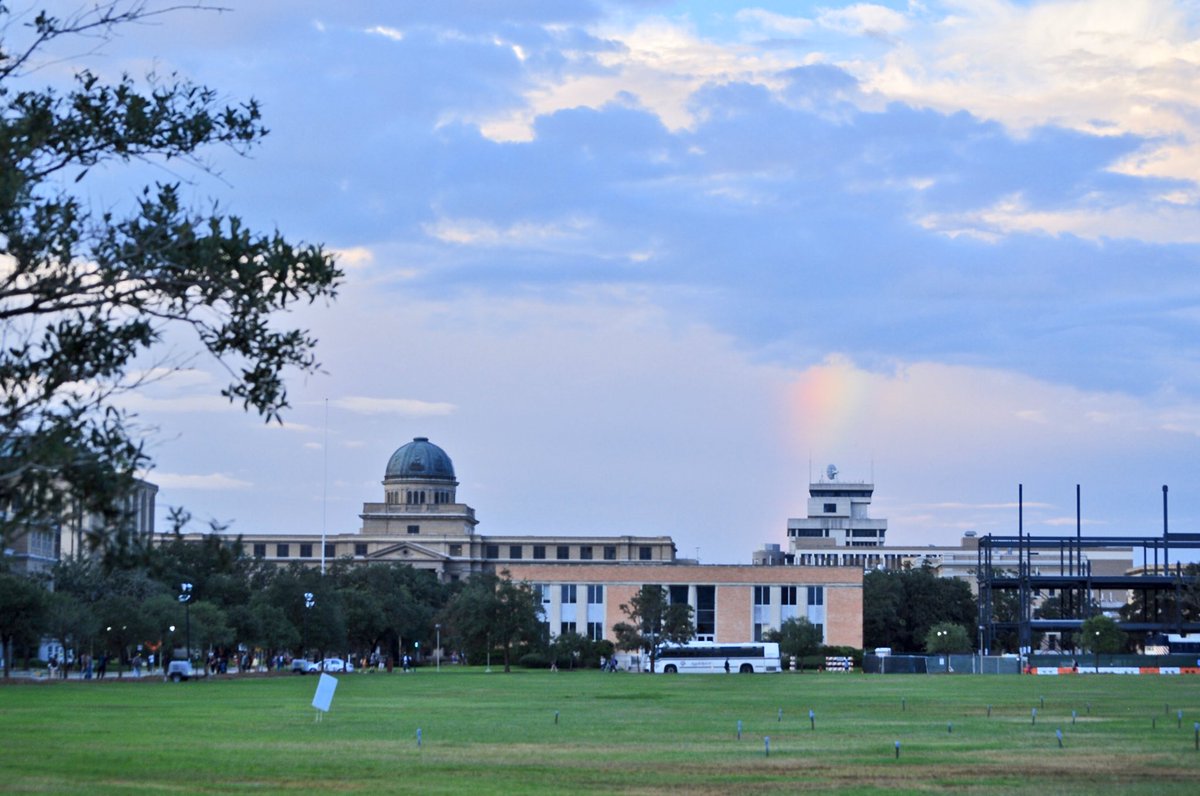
[291,658,319,674]
[320,658,354,673]
[165,660,204,682]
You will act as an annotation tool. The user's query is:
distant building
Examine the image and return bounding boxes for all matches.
[202,436,864,648]
[3,478,158,575]
[225,437,677,582]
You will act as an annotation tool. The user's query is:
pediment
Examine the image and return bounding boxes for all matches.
[369,541,448,562]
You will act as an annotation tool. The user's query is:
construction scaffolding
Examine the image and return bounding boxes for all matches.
[977,485,1200,655]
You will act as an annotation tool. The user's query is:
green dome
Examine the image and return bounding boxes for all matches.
[384,437,455,481]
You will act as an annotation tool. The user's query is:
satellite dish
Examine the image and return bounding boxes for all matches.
[826,464,838,481]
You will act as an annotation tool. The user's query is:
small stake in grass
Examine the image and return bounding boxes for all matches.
[947,722,952,734]
[555,710,559,725]
[1040,696,1045,709]
[902,698,906,712]
[1056,729,1063,749]
[778,707,783,723]
[809,709,815,730]
[894,740,900,759]
[1153,717,1157,729]
[1071,710,1077,726]
[737,720,742,740]
[416,728,422,748]
[1031,708,1037,725]
[1178,710,1184,729]
[1086,703,1091,715]
[764,736,770,757]
[987,705,992,718]
[1193,722,1198,751]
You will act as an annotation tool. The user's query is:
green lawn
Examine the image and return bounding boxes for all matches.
[2,669,1199,794]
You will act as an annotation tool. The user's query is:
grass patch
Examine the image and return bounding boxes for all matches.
[2,671,1199,793]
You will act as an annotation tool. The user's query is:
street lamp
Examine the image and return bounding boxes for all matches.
[178,582,193,663]
[302,592,315,659]
[435,623,441,672]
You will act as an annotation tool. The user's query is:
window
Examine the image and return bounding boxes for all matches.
[276,543,289,558]
[561,584,577,603]
[603,545,617,561]
[560,621,576,636]
[252,543,266,558]
[556,545,570,560]
[794,529,824,538]
[324,543,335,558]
[587,585,603,604]
[695,586,715,638]
[754,586,770,606]
[355,543,368,557]
[668,585,688,605]
[300,543,313,558]
[851,529,876,538]
[533,545,546,560]
[587,621,604,641]
[753,623,765,642]
[781,586,798,606]
[639,546,652,561]
[485,544,500,559]
[407,525,420,535]
[580,546,593,560]
[823,503,837,513]
[449,544,463,556]
[509,545,523,559]
[807,586,824,606]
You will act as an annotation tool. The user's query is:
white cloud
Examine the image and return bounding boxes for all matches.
[149,472,253,490]
[817,4,911,37]
[366,25,403,41]
[735,9,815,37]
[423,216,592,247]
[332,246,375,270]
[332,396,457,416]
[917,193,1200,244]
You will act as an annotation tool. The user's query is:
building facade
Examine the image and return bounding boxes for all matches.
[229,437,677,582]
[214,436,864,648]
[4,478,158,575]
[504,562,862,649]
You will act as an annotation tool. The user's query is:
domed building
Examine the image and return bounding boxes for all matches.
[207,435,864,651]
[232,436,676,582]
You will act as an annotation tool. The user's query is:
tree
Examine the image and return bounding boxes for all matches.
[1081,614,1125,673]
[863,568,977,652]
[923,622,972,654]
[765,617,823,670]
[442,571,543,672]
[612,585,694,673]
[0,570,48,677]
[0,3,341,551]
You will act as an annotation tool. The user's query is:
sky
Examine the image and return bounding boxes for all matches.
[17,0,1200,564]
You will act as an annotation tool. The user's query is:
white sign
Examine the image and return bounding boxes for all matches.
[312,673,338,713]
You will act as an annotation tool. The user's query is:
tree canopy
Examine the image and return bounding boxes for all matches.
[764,616,822,668]
[863,567,977,653]
[0,2,341,551]
[612,584,694,672]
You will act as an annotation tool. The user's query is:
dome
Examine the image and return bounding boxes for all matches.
[384,437,456,481]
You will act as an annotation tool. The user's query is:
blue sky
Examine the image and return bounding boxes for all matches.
[27,0,1200,563]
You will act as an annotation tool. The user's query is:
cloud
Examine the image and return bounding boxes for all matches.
[817,3,911,38]
[332,396,458,416]
[149,472,254,491]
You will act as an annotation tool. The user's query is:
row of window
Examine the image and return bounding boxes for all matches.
[253,542,370,559]
[384,490,454,505]
[557,621,606,641]
[251,541,658,561]
[483,544,655,561]
[753,586,824,606]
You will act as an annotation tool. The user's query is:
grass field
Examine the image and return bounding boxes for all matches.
[2,669,1200,794]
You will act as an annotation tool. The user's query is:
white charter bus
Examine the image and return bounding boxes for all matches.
[653,642,782,674]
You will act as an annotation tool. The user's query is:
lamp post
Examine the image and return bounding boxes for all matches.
[167,626,175,673]
[178,582,193,663]
[303,592,315,659]
[435,624,441,672]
